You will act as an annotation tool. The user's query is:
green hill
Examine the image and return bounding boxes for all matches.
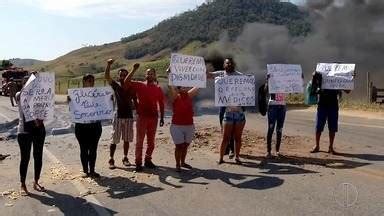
[29,0,310,94]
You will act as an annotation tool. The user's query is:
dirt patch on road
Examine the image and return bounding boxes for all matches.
[191,123,368,170]
[192,123,314,156]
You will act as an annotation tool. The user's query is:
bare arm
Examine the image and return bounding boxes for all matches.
[123,63,140,87]
[188,87,199,98]
[264,74,270,93]
[206,71,217,80]
[168,85,178,101]
[104,59,114,84]
[159,88,165,127]
[166,67,178,100]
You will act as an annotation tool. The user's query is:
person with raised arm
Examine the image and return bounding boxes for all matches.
[207,58,246,165]
[124,67,165,172]
[104,59,139,169]
[310,72,351,154]
[166,68,199,172]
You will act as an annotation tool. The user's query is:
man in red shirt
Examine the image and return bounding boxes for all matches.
[124,67,164,172]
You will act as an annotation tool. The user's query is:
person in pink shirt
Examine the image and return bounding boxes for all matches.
[124,67,165,172]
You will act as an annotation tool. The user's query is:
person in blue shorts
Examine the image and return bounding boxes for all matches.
[310,73,351,154]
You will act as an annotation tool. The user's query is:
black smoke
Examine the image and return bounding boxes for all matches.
[199,0,384,100]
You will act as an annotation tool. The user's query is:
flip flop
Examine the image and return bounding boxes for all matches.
[33,183,45,192]
[181,163,192,169]
[310,146,320,153]
[235,158,243,165]
[217,160,225,165]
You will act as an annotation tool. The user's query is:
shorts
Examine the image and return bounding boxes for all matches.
[316,106,339,133]
[170,124,195,145]
[111,117,134,144]
[223,112,246,124]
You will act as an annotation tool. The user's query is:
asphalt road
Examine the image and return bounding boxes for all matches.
[0,96,383,216]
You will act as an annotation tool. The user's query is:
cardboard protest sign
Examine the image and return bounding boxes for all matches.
[20,73,55,122]
[169,53,206,88]
[68,87,114,123]
[267,64,304,93]
[215,75,255,106]
[316,63,355,90]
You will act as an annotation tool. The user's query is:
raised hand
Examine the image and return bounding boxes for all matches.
[133,63,140,70]
[107,59,115,65]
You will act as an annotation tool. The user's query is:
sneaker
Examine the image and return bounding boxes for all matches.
[135,165,143,172]
[89,172,101,178]
[144,160,157,169]
[122,157,131,167]
[108,159,116,170]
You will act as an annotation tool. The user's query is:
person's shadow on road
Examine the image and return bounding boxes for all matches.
[333,152,384,162]
[30,189,118,215]
[144,165,284,190]
[242,154,370,170]
[93,176,163,199]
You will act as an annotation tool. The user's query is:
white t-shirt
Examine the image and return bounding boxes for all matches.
[211,70,243,77]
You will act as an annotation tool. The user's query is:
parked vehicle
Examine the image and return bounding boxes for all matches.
[1,68,30,96]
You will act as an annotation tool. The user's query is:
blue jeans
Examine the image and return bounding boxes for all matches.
[267,105,286,153]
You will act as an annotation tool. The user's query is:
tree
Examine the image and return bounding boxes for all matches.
[1,60,13,69]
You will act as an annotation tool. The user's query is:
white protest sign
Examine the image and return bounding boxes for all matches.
[316,63,355,90]
[20,73,55,122]
[68,87,114,123]
[267,64,304,93]
[215,75,255,106]
[169,53,206,88]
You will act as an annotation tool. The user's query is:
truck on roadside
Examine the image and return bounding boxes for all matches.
[0,68,30,96]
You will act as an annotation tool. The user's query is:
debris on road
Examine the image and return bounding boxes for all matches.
[4,203,14,207]
[0,154,11,160]
[2,189,21,200]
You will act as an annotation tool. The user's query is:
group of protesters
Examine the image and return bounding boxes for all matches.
[14,57,350,195]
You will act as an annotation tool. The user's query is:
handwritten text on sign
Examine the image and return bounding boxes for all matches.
[215,75,255,106]
[169,53,206,88]
[68,87,114,123]
[316,63,355,90]
[21,73,55,122]
[267,64,303,93]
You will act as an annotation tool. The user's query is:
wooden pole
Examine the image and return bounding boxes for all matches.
[367,72,370,103]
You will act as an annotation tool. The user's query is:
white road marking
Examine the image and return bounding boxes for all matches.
[339,121,384,129]
[0,112,12,122]
[44,149,110,216]
[0,109,109,215]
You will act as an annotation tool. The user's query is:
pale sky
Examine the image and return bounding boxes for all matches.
[0,0,302,61]
[0,0,205,61]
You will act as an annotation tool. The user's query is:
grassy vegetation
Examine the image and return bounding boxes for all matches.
[339,100,384,112]
[43,39,205,94]
[54,57,174,94]
[285,94,384,112]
